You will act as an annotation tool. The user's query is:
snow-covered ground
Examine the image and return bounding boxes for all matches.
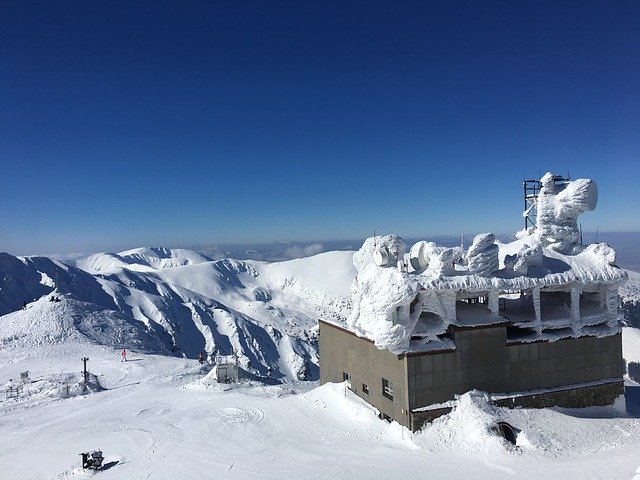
[1,338,640,480]
[2,247,640,479]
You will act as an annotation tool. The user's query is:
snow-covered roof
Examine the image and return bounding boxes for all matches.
[344,173,627,352]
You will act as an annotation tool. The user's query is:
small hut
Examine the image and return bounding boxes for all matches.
[215,354,238,383]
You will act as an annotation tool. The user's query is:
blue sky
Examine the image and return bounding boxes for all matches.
[1,1,638,255]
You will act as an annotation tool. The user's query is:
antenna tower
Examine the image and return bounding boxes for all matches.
[522,173,571,230]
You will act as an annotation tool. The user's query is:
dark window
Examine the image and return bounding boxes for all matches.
[362,383,369,394]
[382,378,394,400]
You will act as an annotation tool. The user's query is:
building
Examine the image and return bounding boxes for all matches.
[319,173,627,431]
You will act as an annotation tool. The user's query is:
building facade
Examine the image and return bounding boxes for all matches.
[320,319,624,431]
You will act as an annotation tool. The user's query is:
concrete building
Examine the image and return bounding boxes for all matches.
[319,174,627,431]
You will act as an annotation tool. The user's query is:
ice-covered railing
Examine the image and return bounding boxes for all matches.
[345,173,625,352]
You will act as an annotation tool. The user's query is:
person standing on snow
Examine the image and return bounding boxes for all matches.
[121,348,127,362]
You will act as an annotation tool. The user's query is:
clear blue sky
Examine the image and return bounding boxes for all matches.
[1,1,638,255]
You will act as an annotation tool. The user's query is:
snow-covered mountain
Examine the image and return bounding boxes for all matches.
[621,269,640,329]
[2,249,640,479]
[0,248,355,381]
[2,245,639,381]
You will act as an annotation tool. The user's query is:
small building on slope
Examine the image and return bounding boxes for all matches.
[319,173,627,431]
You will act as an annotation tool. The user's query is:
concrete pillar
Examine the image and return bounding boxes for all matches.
[438,290,457,325]
[532,287,542,333]
[570,286,581,335]
[488,290,499,315]
[570,286,581,322]
[605,285,619,326]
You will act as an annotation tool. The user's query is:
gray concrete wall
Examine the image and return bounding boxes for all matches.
[407,326,624,410]
[504,334,625,392]
[320,320,624,429]
[407,325,509,410]
[319,321,409,427]
[411,380,624,431]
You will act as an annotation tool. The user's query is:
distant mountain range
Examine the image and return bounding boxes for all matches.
[1,245,638,380]
[0,247,354,381]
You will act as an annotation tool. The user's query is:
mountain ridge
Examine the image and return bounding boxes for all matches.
[0,248,355,381]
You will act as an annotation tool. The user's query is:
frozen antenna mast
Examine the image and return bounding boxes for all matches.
[522,173,571,231]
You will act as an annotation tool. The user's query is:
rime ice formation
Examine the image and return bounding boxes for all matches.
[505,243,543,275]
[341,173,626,353]
[536,172,598,253]
[466,233,499,277]
[408,241,456,275]
[348,235,421,351]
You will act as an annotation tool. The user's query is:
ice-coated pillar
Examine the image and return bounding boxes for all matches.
[532,287,542,333]
[438,290,457,326]
[570,286,581,323]
[605,285,619,316]
[488,290,499,315]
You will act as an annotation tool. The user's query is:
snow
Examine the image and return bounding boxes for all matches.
[623,327,640,364]
[1,249,355,381]
[2,341,640,479]
[1,242,640,479]
[73,247,213,274]
[344,230,626,351]
[347,236,421,351]
[467,233,500,276]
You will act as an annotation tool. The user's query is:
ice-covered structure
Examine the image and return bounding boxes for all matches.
[344,173,623,352]
[321,173,627,431]
[531,172,598,253]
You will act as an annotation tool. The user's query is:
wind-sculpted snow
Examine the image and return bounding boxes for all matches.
[467,233,499,277]
[0,249,355,381]
[536,172,598,253]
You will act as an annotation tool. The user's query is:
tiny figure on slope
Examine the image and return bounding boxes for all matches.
[121,348,127,362]
[23,301,27,310]
[197,352,205,365]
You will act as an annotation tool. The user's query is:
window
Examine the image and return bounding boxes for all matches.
[382,378,394,400]
[362,383,369,395]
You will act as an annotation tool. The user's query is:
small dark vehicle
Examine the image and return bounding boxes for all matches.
[80,450,104,470]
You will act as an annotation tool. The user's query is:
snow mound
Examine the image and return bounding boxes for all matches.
[417,390,518,453]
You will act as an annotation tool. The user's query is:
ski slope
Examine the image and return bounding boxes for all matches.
[1,340,640,480]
